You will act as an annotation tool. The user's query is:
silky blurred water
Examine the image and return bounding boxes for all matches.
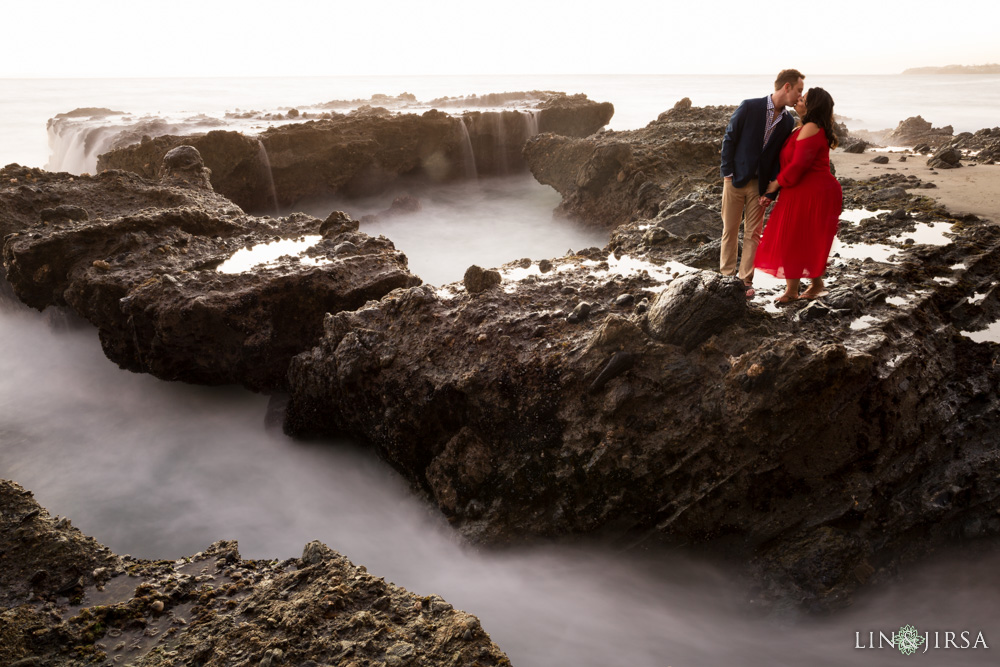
[2,305,999,666]
[303,175,607,286]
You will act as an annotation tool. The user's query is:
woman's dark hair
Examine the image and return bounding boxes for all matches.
[802,87,838,148]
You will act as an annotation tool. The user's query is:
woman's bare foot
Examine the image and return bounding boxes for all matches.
[799,288,828,300]
[775,278,801,304]
[800,279,828,300]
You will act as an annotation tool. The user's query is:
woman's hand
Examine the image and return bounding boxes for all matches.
[766,180,780,194]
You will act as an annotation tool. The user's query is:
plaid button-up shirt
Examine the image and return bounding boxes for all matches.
[763,94,788,149]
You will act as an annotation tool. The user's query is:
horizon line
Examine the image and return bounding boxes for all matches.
[0,72,916,80]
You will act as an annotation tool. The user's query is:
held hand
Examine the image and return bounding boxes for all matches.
[758,195,772,209]
[765,180,779,195]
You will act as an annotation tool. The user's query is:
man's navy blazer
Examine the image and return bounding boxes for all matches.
[720,95,795,197]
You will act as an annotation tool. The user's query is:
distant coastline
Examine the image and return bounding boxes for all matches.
[903,63,1000,75]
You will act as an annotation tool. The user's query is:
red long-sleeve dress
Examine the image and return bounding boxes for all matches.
[754,127,843,279]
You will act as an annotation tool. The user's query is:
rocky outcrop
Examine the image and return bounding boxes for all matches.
[0,162,236,305]
[931,126,1000,165]
[0,163,231,243]
[536,93,614,137]
[97,93,614,213]
[94,131,272,210]
[285,174,1000,612]
[2,151,419,392]
[840,137,869,153]
[0,479,509,667]
[523,103,731,228]
[882,115,954,148]
[926,145,962,169]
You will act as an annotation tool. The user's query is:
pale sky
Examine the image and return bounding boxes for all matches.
[2,0,997,77]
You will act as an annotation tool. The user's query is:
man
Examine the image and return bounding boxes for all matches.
[720,69,805,298]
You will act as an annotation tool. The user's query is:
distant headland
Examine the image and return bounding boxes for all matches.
[903,63,1000,74]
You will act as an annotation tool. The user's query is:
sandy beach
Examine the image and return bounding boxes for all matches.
[832,149,1000,221]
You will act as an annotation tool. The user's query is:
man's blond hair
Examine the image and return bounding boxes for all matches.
[775,69,805,90]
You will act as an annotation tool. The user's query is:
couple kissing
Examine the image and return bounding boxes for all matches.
[720,68,843,304]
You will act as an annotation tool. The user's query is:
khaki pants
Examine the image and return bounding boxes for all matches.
[720,178,764,284]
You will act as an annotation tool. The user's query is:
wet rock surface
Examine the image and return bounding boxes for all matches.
[97,93,614,213]
[286,168,1000,613]
[1,154,419,392]
[0,480,509,667]
[0,163,236,307]
[0,164,229,246]
[523,102,732,228]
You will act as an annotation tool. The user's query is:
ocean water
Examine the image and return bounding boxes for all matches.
[2,73,1000,170]
[2,74,1000,665]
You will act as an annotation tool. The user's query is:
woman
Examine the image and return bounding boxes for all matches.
[754,87,843,303]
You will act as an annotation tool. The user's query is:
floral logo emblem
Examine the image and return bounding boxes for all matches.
[897,625,926,655]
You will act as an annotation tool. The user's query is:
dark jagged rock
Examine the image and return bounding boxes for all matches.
[523,104,732,228]
[0,482,120,611]
[587,350,634,393]
[645,272,746,349]
[870,155,889,164]
[926,145,962,169]
[160,144,213,188]
[97,93,614,212]
[536,93,614,137]
[957,126,1000,164]
[840,138,869,153]
[0,164,231,243]
[0,480,509,667]
[0,162,236,306]
[285,174,1000,614]
[655,203,719,239]
[463,265,502,293]
[2,152,419,392]
[883,115,954,148]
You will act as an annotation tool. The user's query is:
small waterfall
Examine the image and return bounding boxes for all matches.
[450,110,536,178]
[256,140,280,215]
[457,118,478,179]
[524,109,540,138]
[495,112,510,175]
[46,120,106,175]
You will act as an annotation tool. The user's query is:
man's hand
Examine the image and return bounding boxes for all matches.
[758,195,772,209]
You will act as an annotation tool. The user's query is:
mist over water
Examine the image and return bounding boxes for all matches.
[3,306,1000,665]
[297,176,607,286]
